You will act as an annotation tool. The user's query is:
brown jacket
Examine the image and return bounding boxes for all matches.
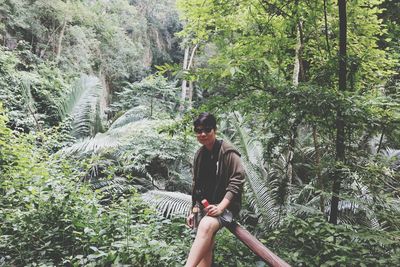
[192,140,245,216]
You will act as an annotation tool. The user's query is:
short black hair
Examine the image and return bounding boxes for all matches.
[193,112,217,130]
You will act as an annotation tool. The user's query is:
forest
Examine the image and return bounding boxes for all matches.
[0,0,399,266]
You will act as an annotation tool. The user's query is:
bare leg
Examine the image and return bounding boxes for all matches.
[185,216,220,267]
[197,239,214,267]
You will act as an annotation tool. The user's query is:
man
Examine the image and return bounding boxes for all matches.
[185,112,245,267]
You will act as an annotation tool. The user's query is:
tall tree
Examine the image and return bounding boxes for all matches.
[329,0,347,225]
[179,43,197,111]
[176,0,398,225]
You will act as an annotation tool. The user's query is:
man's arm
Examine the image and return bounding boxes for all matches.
[223,152,245,201]
[207,151,245,217]
[206,197,230,216]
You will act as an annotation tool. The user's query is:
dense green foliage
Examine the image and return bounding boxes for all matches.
[1,0,400,266]
[0,104,262,266]
[175,0,400,265]
[265,215,399,266]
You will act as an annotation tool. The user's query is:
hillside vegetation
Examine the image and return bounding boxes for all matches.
[1,0,399,266]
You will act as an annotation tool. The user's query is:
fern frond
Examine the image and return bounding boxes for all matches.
[142,190,191,217]
[60,119,163,155]
[244,162,280,229]
[91,176,132,194]
[90,176,135,204]
[381,147,400,170]
[60,131,121,155]
[109,105,148,129]
[220,112,281,228]
[56,74,104,138]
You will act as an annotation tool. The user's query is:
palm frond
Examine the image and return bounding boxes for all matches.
[91,176,132,194]
[109,105,148,129]
[59,119,162,156]
[244,163,281,229]
[142,190,191,217]
[20,74,42,129]
[220,112,281,228]
[90,176,135,205]
[60,131,121,155]
[287,175,390,230]
[56,74,104,138]
[381,147,400,170]
[21,77,36,113]
[59,117,195,197]
[322,180,388,229]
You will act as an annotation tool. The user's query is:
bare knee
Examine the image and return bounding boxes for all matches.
[197,216,220,238]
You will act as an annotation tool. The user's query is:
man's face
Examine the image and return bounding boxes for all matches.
[194,125,216,148]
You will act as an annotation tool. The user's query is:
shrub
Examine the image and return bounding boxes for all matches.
[264,215,400,266]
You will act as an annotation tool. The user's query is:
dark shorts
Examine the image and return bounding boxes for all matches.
[199,209,234,229]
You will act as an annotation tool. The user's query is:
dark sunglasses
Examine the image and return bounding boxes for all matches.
[194,127,213,134]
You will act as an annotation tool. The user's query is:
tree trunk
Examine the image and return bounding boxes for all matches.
[288,14,303,202]
[187,80,194,110]
[180,44,198,112]
[55,18,67,62]
[312,125,324,212]
[376,126,385,154]
[179,47,190,112]
[293,21,303,86]
[329,0,347,225]
[323,0,331,56]
[286,130,294,196]
[188,44,198,71]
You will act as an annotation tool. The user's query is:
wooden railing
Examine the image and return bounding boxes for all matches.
[226,222,291,267]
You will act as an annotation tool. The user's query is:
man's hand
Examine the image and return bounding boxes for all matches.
[186,213,194,228]
[202,198,229,217]
[205,204,224,217]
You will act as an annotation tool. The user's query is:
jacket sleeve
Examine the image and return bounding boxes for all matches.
[223,151,245,201]
[191,149,201,208]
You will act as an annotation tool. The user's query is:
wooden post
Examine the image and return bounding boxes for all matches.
[226,222,291,267]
